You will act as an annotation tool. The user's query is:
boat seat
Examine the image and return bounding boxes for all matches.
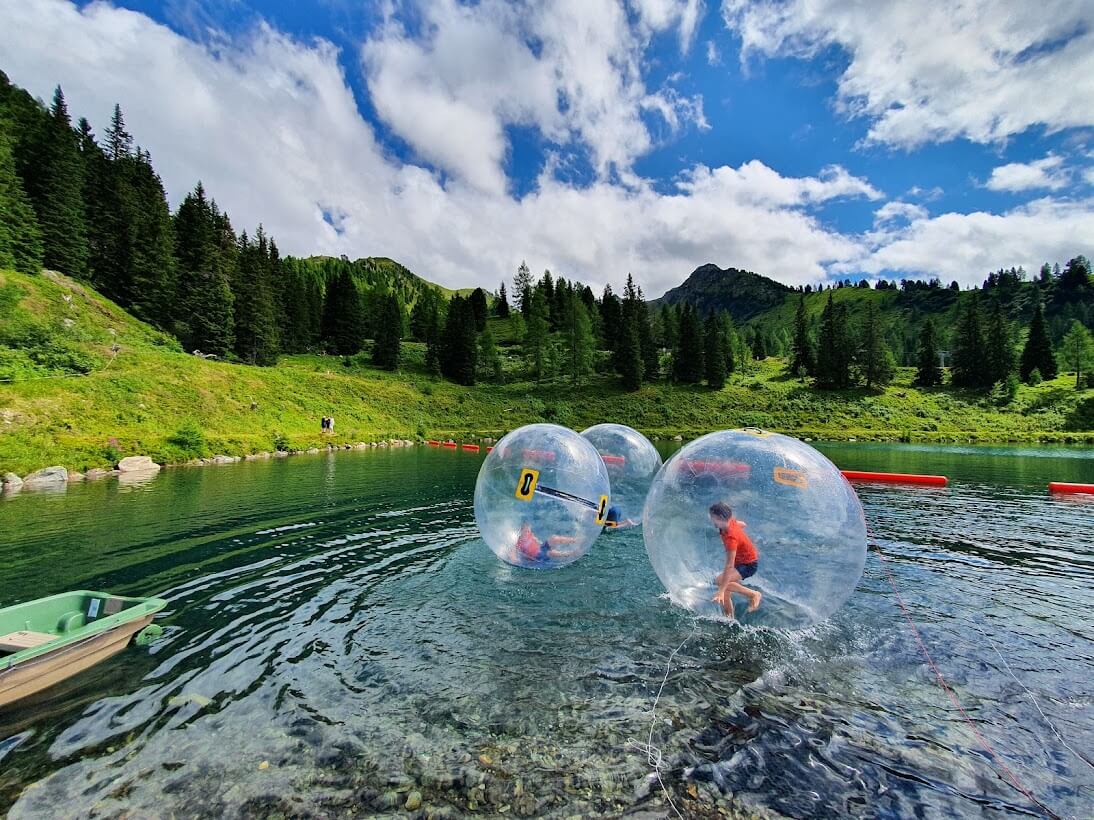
[0,630,56,653]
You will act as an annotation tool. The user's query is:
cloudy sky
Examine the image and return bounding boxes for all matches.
[1,0,1093,296]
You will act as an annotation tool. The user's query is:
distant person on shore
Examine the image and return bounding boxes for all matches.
[709,502,762,619]
[320,416,328,434]
[328,415,334,434]
[603,505,637,530]
[510,521,579,564]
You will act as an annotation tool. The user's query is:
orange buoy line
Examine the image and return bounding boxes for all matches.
[1049,482,1094,495]
[427,440,441,446]
[841,470,948,487]
[461,443,481,452]
[442,441,457,448]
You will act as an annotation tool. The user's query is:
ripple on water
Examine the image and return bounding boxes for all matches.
[0,445,1092,818]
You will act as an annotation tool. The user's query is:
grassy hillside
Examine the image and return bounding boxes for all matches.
[1,268,1091,476]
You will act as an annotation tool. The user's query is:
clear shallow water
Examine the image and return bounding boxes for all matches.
[0,442,1090,818]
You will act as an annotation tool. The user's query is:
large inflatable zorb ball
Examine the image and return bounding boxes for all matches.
[580,423,662,526]
[474,423,610,569]
[643,430,867,627]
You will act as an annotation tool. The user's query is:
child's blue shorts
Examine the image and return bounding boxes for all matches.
[736,561,758,580]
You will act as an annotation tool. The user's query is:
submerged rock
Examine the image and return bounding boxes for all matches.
[405,790,422,810]
[117,456,161,473]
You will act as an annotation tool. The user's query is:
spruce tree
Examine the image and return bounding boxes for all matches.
[599,284,621,351]
[35,88,88,278]
[126,150,176,327]
[719,313,737,376]
[496,282,510,318]
[914,319,943,387]
[478,325,503,383]
[1057,256,1091,301]
[513,261,532,313]
[372,291,403,370]
[469,287,488,331]
[441,294,477,385]
[636,289,658,379]
[704,313,726,389]
[672,303,704,384]
[789,293,814,377]
[522,289,550,381]
[951,295,986,388]
[232,228,280,365]
[984,300,1016,385]
[815,292,838,388]
[0,127,42,274]
[1019,298,1056,382]
[320,267,364,355]
[857,301,895,388]
[562,290,595,384]
[616,315,643,391]
[173,184,235,355]
[750,328,767,360]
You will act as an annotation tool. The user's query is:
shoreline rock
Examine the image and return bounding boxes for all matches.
[3,472,24,493]
[22,466,69,490]
[117,455,161,473]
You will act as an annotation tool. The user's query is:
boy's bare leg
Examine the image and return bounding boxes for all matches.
[725,581,762,612]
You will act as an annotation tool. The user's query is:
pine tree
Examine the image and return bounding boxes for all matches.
[104,104,132,162]
[616,315,643,391]
[562,290,595,384]
[984,300,1016,386]
[914,319,943,387]
[672,303,704,384]
[1019,298,1056,382]
[1060,320,1094,389]
[704,313,727,389]
[496,282,510,318]
[320,267,364,355]
[789,293,814,377]
[469,287,488,331]
[372,291,403,370]
[522,289,550,381]
[635,288,658,379]
[951,295,986,388]
[35,88,88,278]
[539,270,555,328]
[750,328,767,360]
[478,325,503,383]
[0,127,42,274]
[719,313,737,376]
[857,301,895,388]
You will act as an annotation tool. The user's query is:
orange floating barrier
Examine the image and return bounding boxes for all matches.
[462,443,480,452]
[841,470,948,487]
[427,440,441,446]
[601,454,626,466]
[442,441,457,449]
[486,446,494,453]
[522,448,556,462]
[1049,482,1094,495]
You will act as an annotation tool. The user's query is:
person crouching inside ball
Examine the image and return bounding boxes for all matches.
[709,502,762,618]
[510,521,579,565]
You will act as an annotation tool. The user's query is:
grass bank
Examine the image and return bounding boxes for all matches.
[1,268,1092,476]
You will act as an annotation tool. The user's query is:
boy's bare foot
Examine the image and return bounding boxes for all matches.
[747,591,762,613]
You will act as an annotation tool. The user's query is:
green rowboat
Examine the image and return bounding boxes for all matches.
[0,591,166,708]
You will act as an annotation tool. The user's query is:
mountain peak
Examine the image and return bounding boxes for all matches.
[652,264,791,322]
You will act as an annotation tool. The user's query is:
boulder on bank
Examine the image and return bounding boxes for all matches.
[117,456,161,473]
[22,466,69,488]
[210,454,239,464]
[3,472,24,492]
[84,468,114,480]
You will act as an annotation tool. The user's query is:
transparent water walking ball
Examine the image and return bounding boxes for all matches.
[580,424,662,527]
[642,430,867,626]
[474,423,610,569]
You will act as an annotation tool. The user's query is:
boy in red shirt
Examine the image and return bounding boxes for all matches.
[709,502,762,619]
[510,521,579,565]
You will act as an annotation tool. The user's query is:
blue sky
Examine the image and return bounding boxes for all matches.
[2,0,1092,295]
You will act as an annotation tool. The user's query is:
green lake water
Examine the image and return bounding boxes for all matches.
[0,442,1091,818]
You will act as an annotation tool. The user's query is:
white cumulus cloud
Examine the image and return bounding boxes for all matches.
[721,0,1094,148]
[985,154,1069,192]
